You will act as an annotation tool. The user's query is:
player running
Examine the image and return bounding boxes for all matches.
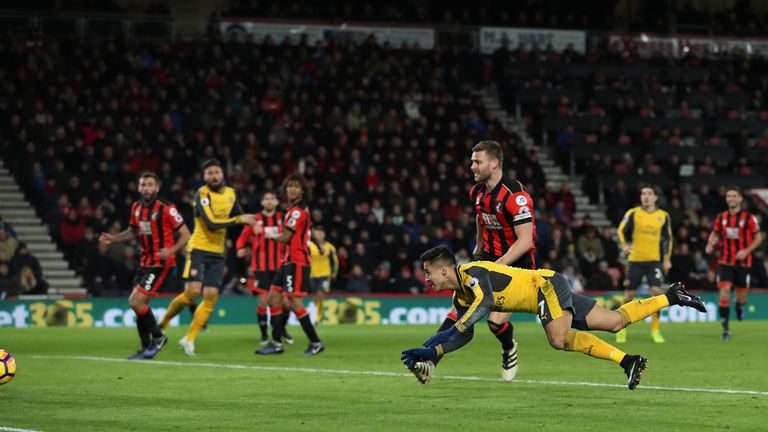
[616,185,673,343]
[705,186,763,340]
[99,171,191,360]
[256,174,325,356]
[158,159,257,356]
[402,246,707,390]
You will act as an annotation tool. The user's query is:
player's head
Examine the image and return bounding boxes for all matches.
[639,184,658,210]
[202,159,224,191]
[420,246,458,292]
[138,171,160,203]
[471,141,503,183]
[260,190,279,212]
[313,225,326,242]
[282,173,312,203]
[726,186,743,210]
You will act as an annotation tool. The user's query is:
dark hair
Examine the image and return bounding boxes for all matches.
[726,186,743,196]
[202,159,222,171]
[639,184,657,195]
[139,171,159,183]
[260,189,278,200]
[282,173,312,201]
[472,140,503,163]
[420,246,456,265]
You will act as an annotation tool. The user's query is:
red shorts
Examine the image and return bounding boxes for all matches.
[270,263,310,298]
[133,264,174,297]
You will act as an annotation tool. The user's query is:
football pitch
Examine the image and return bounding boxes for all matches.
[1,322,766,432]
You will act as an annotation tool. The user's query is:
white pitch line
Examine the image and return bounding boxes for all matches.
[32,355,768,396]
[0,427,43,432]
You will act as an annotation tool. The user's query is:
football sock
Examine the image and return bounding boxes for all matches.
[650,312,660,332]
[735,303,744,321]
[314,297,324,322]
[256,306,268,340]
[564,330,626,365]
[488,321,516,351]
[187,291,217,342]
[719,300,730,331]
[270,307,285,343]
[617,295,670,327]
[135,304,152,349]
[159,290,198,330]
[296,308,321,343]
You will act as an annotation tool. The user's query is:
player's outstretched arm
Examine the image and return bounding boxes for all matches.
[99,227,134,245]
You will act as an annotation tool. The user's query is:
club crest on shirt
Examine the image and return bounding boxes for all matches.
[152,212,158,220]
[496,201,503,213]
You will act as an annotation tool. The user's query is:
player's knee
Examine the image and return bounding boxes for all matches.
[547,335,566,350]
[487,320,505,334]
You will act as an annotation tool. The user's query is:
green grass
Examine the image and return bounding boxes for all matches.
[0,322,766,432]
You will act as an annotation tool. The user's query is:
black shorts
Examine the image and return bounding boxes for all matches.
[270,263,311,297]
[133,264,175,297]
[539,273,597,331]
[182,249,226,288]
[248,271,275,295]
[625,262,663,291]
[717,264,751,289]
[310,277,331,294]
[474,252,535,269]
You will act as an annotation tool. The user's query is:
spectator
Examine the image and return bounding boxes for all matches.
[10,243,46,291]
[562,265,585,293]
[370,262,398,293]
[59,208,86,258]
[0,262,22,299]
[670,243,697,288]
[345,264,370,293]
[397,266,425,294]
[587,261,614,291]
[0,227,19,260]
[0,215,17,238]
[577,227,605,261]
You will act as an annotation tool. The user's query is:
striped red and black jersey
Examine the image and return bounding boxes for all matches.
[713,210,760,267]
[235,211,285,272]
[283,201,311,266]
[129,198,185,267]
[471,177,537,266]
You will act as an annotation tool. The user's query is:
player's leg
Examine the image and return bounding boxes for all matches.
[717,264,733,340]
[288,264,323,356]
[186,286,218,342]
[256,293,270,345]
[487,311,517,381]
[616,263,640,343]
[648,263,665,343]
[256,268,287,354]
[734,266,750,322]
[281,294,294,344]
[160,253,202,329]
[253,271,271,345]
[128,286,152,359]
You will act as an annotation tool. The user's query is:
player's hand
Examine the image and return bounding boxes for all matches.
[662,260,672,274]
[622,245,631,256]
[401,347,439,368]
[735,249,749,261]
[241,214,258,226]
[158,248,173,260]
[252,224,264,235]
[705,244,714,254]
[236,248,248,258]
[422,326,460,348]
[98,232,115,245]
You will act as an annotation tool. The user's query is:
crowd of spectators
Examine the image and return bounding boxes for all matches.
[0,214,47,298]
[492,36,768,291]
[0,33,556,296]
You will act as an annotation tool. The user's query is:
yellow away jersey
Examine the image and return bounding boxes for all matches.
[617,206,672,262]
[310,240,338,279]
[453,261,555,332]
[188,185,243,254]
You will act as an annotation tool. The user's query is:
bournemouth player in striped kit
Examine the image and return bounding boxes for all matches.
[236,190,286,346]
[256,174,325,356]
[99,171,190,359]
[409,141,536,384]
[705,186,763,340]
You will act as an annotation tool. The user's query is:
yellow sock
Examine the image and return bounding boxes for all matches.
[159,290,198,330]
[650,312,660,332]
[564,330,626,365]
[315,298,324,322]
[617,294,670,327]
[187,291,217,342]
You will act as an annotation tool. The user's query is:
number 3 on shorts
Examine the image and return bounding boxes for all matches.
[145,273,156,290]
